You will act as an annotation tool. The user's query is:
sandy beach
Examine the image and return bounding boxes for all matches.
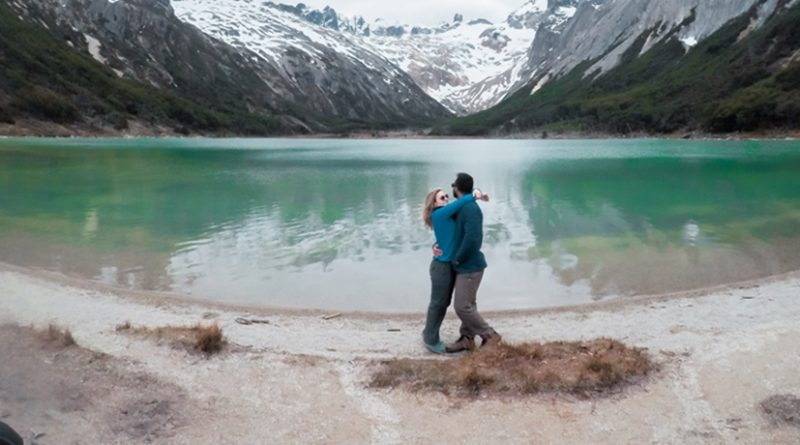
[1,262,799,444]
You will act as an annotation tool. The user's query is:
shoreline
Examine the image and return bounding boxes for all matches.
[2,119,799,141]
[2,260,799,319]
[1,262,800,443]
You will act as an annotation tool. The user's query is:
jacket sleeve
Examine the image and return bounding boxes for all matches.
[453,204,481,265]
[431,193,475,225]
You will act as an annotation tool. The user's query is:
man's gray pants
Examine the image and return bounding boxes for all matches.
[454,270,492,338]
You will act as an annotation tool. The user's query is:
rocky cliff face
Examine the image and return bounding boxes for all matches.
[437,0,800,136]
[510,0,786,96]
[9,0,295,116]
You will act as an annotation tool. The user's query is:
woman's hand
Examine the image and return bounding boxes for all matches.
[432,243,443,257]
[473,188,490,202]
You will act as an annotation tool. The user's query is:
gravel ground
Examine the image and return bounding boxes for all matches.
[1,264,799,444]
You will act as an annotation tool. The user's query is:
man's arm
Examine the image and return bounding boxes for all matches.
[452,204,482,265]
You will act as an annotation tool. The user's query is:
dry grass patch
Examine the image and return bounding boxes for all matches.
[371,338,654,398]
[37,323,76,348]
[115,320,132,332]
[119,322,226,355]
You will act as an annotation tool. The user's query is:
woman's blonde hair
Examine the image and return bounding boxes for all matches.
[422,188,443,229]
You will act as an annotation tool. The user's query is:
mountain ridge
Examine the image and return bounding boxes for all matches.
[171,0,451,124]
[0,0,299,136]
[436,0,800,136]
[3,0,800,137]
[1,0,451,136]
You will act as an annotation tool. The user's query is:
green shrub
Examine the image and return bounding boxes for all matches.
[0,104,14,123]
[13,85,78,122]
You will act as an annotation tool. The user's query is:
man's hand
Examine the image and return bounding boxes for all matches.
[473,189,490,202]
[432,243,443,257]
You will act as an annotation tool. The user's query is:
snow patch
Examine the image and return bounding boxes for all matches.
[530,73,549,95]
[512,0,548,16]
[556,6,577,18]
[84,34,107,65]
[680,36,698,48]
[754,0,781,28]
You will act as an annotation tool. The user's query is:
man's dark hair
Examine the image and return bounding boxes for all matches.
[453,172,474,194]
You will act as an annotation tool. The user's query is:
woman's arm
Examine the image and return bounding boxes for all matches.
[432,193,475,222]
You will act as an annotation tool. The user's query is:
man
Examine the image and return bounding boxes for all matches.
[445,172,501,352]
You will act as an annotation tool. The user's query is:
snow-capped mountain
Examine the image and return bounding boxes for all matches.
[230,0,792,116]
[350,1,548,115]
[265,1,548,114]
[172,0,450,123]
[173,0,547,115]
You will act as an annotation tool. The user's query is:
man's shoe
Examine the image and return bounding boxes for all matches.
[423,341,446,354]
[480,330,502,348]
[445,335,476,353]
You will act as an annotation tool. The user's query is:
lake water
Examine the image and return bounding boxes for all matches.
[1,137,799,312]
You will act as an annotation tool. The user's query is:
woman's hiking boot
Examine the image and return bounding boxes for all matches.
[445,335,476,353]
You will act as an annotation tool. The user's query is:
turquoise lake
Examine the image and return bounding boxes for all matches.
[1,138,799,311]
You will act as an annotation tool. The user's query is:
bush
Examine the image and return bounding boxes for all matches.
[14,85,78,122]
[40,323,77,347]
[108,112,129,130]
[0,104,14,123]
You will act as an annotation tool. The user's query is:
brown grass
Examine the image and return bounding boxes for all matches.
[115,320,132,332]
[371,338,654,398]
[120,322,226,355]
[39,323,76,348]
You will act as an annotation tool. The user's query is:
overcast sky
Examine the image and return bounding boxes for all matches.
[299,0,528,26]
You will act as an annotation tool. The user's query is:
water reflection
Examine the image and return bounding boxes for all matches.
[1,139,800,311]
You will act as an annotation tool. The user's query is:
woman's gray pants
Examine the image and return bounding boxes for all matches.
[422,260,455,345]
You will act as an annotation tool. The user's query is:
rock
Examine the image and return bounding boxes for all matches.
[761,394,800,427]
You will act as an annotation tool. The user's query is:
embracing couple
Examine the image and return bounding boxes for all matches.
[421,172,502,354]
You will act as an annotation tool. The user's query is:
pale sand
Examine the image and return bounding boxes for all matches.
[1,262,799,444]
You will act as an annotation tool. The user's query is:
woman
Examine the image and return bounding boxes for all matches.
[421,186,487,354]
